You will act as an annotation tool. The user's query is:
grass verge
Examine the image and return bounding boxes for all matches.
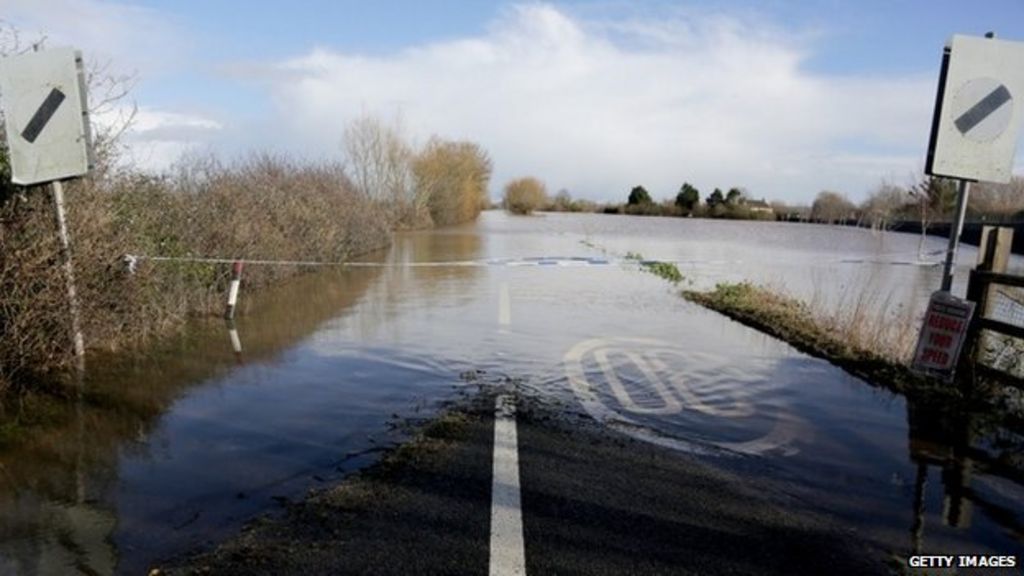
[683,282,946,397]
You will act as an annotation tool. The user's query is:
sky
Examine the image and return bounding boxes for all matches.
[3,0,1024,204]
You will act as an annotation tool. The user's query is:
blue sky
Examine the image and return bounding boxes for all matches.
[5,0,1024,203]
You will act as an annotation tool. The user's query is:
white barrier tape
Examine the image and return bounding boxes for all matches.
[126,254,620,268]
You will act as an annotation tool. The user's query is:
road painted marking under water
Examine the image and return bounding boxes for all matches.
[499,282,511,327]
[564,337,805,457]
[489,394,526,576]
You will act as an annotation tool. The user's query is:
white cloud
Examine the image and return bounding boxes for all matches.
[90,106,222,172]
[257,4,936,204]
[2,0,185,72]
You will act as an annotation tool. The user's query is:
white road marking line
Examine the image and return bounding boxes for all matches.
[498,282,511,326]
[489,394,526,576]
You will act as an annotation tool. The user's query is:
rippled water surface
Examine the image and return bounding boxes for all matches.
[1,212,1021,574]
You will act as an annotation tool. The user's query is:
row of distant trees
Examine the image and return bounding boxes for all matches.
[613,183,774,220]
[497,173,1024,228]
[500,180,774,220]
[788,175,1024,228]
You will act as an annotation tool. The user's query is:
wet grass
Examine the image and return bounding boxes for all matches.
[624,252,685,284]
[682,282,948,398]
[644,261,684,284]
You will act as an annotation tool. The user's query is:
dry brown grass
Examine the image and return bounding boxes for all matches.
[684,282,936,396]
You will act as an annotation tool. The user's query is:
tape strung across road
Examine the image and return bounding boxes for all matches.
[127,254,616,268]
[490,394,526,576]
[129,252,937,270]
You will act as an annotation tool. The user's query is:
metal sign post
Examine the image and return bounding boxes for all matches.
[940,179,970,293]
[0,47,93,368]
[51,179,86,362]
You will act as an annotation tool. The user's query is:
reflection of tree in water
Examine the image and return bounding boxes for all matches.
[0,265,381,575]
[350,225,484,340]
[906,388,1024,555]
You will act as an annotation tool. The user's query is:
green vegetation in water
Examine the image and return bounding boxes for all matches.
[643,261,684,284]
[682,282,946,397]
[623,251,684,284]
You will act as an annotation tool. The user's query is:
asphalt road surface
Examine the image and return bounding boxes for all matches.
[162,392,886,575]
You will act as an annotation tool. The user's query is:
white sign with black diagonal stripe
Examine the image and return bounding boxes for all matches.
[0,47,93,186]
[926,34,1024,184]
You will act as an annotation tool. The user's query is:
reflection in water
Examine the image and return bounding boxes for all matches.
[345,224,484,344]
[906,392,1024,554]
[0,265,383,575]
[225,319,243,364]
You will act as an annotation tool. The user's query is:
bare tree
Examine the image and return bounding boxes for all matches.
[908,175,957,260]
[342,113,415,225]
[811,190,856,224]
[85,58,138,177]
[969,176,1024,218]
[860,181,909,231]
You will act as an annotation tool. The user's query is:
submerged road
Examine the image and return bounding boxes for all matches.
[162,246,1020,575]
[163,391,883,575]
[7,215,1023,575]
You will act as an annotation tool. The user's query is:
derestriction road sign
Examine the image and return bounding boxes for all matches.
[0,47,93,186]
[926,35,1024,184]
[21,87,68,144]
[926,36,1024,294]
[953,79,1013,141]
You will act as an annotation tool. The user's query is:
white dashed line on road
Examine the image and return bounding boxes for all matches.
[489,394,526,576]
[498,282,511,327]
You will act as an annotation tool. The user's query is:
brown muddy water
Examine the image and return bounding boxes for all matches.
[1,211,1022,575]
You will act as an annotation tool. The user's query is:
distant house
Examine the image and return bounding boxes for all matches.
[746,199,774,216]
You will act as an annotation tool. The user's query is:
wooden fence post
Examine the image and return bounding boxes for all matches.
[964,226,1013,364]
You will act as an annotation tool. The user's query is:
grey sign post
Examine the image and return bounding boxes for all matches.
[0,47,93,367]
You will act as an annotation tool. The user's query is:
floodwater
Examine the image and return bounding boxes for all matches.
[1,211,1021,574]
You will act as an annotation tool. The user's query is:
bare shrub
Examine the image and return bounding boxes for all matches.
[503,177,548,215]
[413,138,492,226]
[810,190,856,224]
[0,155,391,393]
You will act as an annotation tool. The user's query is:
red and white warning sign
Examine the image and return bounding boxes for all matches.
[912,291,975,380]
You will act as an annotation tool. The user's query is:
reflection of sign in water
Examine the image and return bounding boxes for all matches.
[564,338,802,456]
[911,291,975,380]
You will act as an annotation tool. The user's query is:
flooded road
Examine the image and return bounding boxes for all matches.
[1,212,1022,574]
